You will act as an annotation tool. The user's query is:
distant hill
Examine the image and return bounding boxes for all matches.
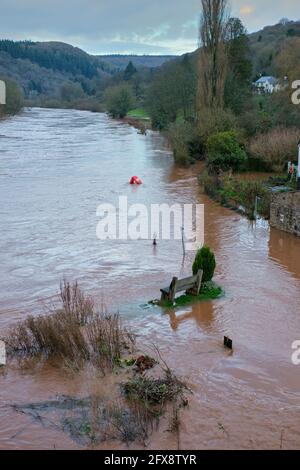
[0,40,113,100]
[184,20,300,79]
[96,55,176,71]
[248,20,300,77]
[1,20,299,106]
[0,40,176,102]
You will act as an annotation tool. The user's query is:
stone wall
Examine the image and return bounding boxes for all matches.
[270,191,300,236]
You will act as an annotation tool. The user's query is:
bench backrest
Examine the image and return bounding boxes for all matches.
[160,270,203,303]
[176,274,199,292]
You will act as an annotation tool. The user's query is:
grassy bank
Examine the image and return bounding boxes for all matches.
[122,108,152,133]
[199,172,274,219]
[127,108,150,121]
[200,170,298,220]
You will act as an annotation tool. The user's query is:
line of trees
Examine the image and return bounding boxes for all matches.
[0,40,99,78]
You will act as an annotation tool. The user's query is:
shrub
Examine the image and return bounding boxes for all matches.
[222,177,271,217]
[167,122,205,165]
[238,108,273,137]
[192,246,216,282]
[167,121,193,165]
[237,180,271,216]
[198,170,221,198]
[188,133,205,161]
[104,84,134,118]
[247,127,299,172]
[206,131,247,172]
[60,81,84,103]
[201,173,271,218]
[266,90,300,129]
[197,107,238,139]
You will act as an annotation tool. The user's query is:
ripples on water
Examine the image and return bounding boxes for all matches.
[0,108,300,449]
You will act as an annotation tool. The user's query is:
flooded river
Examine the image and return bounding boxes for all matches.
[0,108,300,449]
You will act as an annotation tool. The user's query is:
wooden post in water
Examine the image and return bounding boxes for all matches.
[181,226,186,257]
[224,336,233,350]
[169,277,178,302]
[254,196,261,219]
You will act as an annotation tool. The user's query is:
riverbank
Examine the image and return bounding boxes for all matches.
[25,99,103,113]
[198,170,298,220]
[26,103,151,131]
[121,108,152,133]
[199,172,272,219]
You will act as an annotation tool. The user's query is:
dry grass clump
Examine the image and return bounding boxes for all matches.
[121,358,190,447]
[86,314,134,373]
[4,281,134,372]
[106,403,151,444]
[59,280,94,326]
[6,310,89,366]
[123,369,188,413]
[247,127,299,171]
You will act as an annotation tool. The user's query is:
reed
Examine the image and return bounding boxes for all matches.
[4,281,134,372]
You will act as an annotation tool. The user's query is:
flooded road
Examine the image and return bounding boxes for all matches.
[0,108,300,449]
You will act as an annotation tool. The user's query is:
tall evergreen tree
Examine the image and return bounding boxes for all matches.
[124,61,137,81]
[198,0,229,111]
[224,17,252,114]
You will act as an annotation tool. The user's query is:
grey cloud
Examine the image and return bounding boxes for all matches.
[0,0,299,54]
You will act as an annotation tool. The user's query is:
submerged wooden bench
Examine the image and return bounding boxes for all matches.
[160,270,203,303]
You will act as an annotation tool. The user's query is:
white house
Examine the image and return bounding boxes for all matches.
[254,76,280,94]
[0,79,6,104]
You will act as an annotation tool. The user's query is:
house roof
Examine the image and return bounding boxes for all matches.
[255,76,278,85]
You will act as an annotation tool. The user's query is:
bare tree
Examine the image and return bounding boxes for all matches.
[198,0,230,111]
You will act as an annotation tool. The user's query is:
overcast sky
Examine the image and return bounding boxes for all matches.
[0,0,299,55]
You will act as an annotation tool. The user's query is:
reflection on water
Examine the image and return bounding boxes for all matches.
[1,108,300,449]
[167,300,215,331]
[269,226,300,280]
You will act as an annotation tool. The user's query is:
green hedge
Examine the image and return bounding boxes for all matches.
[206,131,247,172]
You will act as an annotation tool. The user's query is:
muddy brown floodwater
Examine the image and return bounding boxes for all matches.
[0,108,300,449]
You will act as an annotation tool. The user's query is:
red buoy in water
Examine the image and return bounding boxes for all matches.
[130,176,142,185]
